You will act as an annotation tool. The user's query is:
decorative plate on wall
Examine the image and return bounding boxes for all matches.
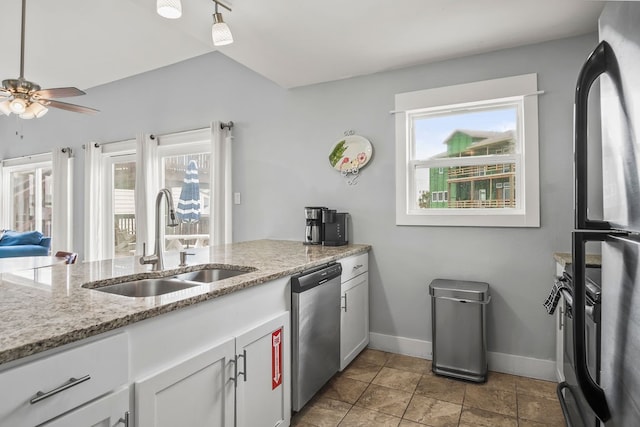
[328,135,373,172]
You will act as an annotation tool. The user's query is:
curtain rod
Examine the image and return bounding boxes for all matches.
[1,148,68,164]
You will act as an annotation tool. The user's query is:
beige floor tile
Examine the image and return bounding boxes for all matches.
[294,397,352,427]
[355,384,413,417]
[517,393,565,425]
[385,353,431,375]
[320,376,369,404]
[357,348,392,366]
[515,376,558,399]
[372,367,422,393]
[415,373,466,405]
[338,406,402,427]
[342,358,384,383]
[458,407,517,427]
[403,395,462,427]
[463,385,517,417]
[518,420,560,427]
[398,420,427,427]
[482,371,517,392]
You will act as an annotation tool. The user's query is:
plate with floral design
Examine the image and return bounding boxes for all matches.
[328,135,373,172]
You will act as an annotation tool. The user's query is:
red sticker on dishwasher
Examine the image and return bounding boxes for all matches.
[272,328,282,390]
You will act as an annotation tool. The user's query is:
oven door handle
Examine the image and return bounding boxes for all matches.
[572,231,610,422]
[557,382,576,427]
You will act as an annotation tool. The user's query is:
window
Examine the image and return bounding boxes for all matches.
[395,74,540,227]
[1,154,53,235]
[157,137,211,252]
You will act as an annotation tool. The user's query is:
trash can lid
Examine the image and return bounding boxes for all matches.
[428,278,490,302]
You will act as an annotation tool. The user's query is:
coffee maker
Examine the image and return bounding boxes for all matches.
[304,207,325,245]
[322,210,349,246]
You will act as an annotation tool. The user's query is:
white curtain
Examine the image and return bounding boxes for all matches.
[135,133,159,254]
[51,147,73,254]
[210,121,233,245]
[83,142,104,261]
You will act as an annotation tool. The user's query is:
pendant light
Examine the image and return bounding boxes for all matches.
[211,1,233,46]
[157,0,182,19]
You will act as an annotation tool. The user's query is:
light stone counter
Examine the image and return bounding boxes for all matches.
[553,252,602,269]
[0,239,370,366]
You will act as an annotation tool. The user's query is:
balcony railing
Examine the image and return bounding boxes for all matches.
[448,199,516,208]
[447,163,515,179]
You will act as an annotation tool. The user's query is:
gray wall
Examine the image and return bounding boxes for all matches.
[0,33,600,361]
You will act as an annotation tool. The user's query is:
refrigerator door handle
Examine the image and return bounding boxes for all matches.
[574,41,613,230]
[572,231,611,422]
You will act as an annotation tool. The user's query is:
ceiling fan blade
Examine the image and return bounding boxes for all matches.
[33,87,86,99]
[41,99,99,115]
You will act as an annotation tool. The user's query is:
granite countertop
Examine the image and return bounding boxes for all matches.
[553,252,602,268]
[0,240,370,367]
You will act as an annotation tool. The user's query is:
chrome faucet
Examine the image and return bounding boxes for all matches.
[140,188,179,271]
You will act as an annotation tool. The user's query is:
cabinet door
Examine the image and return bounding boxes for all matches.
[135,338,235,427]
[340,274,369,371]
[41,387,129,427]
[235,312,291,427]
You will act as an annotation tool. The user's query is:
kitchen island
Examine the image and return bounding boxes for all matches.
[0,239,370,366]
[0,239,370,427]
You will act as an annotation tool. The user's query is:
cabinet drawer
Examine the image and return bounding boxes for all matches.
[0,333,128,427]
[340,253,368,282]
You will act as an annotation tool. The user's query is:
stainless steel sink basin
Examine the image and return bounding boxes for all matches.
[92,278,199,297]
[174,268,250,283]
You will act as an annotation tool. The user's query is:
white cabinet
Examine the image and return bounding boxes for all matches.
[129,276,291,427]
[236,312,291,427]
[41,387,129,427]
[135,312,290,427]
[0,333,128,427]
[339,253,369,371]
[135,338,236,427]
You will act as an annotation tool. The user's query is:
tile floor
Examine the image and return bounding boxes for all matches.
[291,348,564,427]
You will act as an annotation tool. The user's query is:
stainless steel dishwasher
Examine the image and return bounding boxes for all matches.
[291,262,342,412]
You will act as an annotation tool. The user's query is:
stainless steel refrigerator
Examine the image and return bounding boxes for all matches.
[566,2,640,426]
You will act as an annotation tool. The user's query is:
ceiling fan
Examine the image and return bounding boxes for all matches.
[0,0,98,119]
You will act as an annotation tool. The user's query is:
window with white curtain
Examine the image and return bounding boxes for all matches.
[1,148,74,254]
[85,123,232,261]
[156,130,211,252]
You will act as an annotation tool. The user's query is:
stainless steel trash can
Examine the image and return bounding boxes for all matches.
[429,278,491,382]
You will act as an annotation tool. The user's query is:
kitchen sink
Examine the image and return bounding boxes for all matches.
[85,266,255,297]
[90,278,199,297]
[174,268,250,283]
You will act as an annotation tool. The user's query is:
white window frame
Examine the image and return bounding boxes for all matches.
[395,73,540,227]
[1,153,52,233]
[103,143,136,258]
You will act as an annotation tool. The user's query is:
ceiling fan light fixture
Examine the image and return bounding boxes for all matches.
[157,0,182,19]
[21,101,48,119]
[212,12,233,46]
[9,98,27,114]
[0,100,11,116]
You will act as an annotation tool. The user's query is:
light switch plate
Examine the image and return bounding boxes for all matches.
[234,192,241,204]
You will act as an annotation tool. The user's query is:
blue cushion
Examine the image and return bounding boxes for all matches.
[0,245,49,257]
[0,230,44,246]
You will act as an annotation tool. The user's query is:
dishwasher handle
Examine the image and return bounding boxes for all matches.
[291,263,342,293]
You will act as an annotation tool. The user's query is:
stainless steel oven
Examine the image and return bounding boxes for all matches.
[557,267,602,427]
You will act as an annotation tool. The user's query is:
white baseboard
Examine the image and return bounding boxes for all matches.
[369,332,556,381]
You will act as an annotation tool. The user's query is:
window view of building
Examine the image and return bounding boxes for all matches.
[421,129,516,209]
[113,160,136,257]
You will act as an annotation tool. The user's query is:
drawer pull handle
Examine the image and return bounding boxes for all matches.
[30,374,91,404]
[353,264,363,270]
